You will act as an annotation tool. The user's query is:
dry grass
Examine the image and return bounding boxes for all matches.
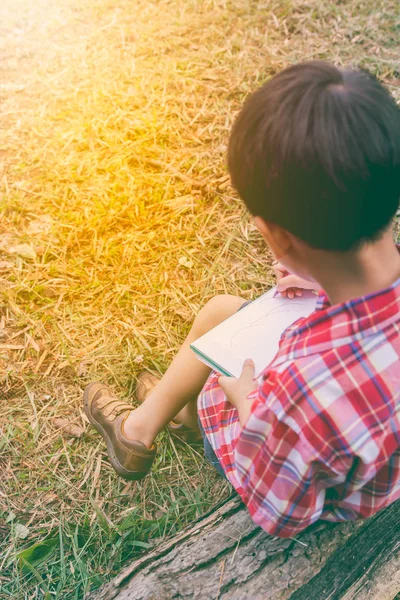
[0,0,399,597]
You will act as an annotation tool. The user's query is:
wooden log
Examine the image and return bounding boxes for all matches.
[88,496,400,600]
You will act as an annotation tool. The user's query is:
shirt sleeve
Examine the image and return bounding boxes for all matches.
[233,373,334,538]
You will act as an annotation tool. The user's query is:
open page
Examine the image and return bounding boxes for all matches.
[191,288,317,378]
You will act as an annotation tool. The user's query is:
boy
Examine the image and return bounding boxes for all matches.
[84,61,400,538]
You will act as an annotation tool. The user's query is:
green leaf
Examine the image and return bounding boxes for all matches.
[17,537,58,571]
[126,540,151,549]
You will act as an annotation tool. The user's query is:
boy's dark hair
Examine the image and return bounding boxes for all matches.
[228,61,400,251]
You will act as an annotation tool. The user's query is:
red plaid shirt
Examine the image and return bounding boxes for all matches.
[198,273,400,538]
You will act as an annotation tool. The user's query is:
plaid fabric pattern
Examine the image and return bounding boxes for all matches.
[198,274,400,538]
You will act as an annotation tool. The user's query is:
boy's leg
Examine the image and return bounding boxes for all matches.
[123,294,245,448]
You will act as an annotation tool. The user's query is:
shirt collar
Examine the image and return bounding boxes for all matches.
[275,270,400,363]
[315,289,331,311]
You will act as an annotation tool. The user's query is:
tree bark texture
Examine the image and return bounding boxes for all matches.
[89,496,400,600]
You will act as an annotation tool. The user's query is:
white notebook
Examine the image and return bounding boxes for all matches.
[190,288,317,378]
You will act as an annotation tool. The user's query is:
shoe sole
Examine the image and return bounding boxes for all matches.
[83,382,148,481]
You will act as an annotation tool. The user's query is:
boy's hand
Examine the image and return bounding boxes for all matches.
[218,359,259,426]
[273,262,320,299]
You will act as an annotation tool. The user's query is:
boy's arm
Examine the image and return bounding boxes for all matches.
[218,360,333,538]
[218,359,258,427]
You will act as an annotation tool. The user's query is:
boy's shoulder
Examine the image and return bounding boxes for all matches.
[261,278,400,458]
[272,274,400,368]
[260,338,399,471]
[252,275,400,467]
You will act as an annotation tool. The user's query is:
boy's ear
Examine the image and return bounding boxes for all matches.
[253,217,292,259]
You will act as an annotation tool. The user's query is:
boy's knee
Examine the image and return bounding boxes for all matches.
[194,294,245,334]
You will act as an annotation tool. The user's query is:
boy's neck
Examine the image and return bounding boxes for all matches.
[308,232,400,306]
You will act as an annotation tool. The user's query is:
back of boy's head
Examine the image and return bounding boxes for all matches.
[228,61,400,251]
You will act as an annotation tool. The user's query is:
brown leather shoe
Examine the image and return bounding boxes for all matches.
[135,371,160,404]
[83,382,156,481]
[135,372,203,445]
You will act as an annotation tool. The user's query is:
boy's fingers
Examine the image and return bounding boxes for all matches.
[288,288,303,298]
[241,358,255,379]
[276,274,302,291]
[277,274,317,293]
[218,359,254,390]
[272,263,289,279]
